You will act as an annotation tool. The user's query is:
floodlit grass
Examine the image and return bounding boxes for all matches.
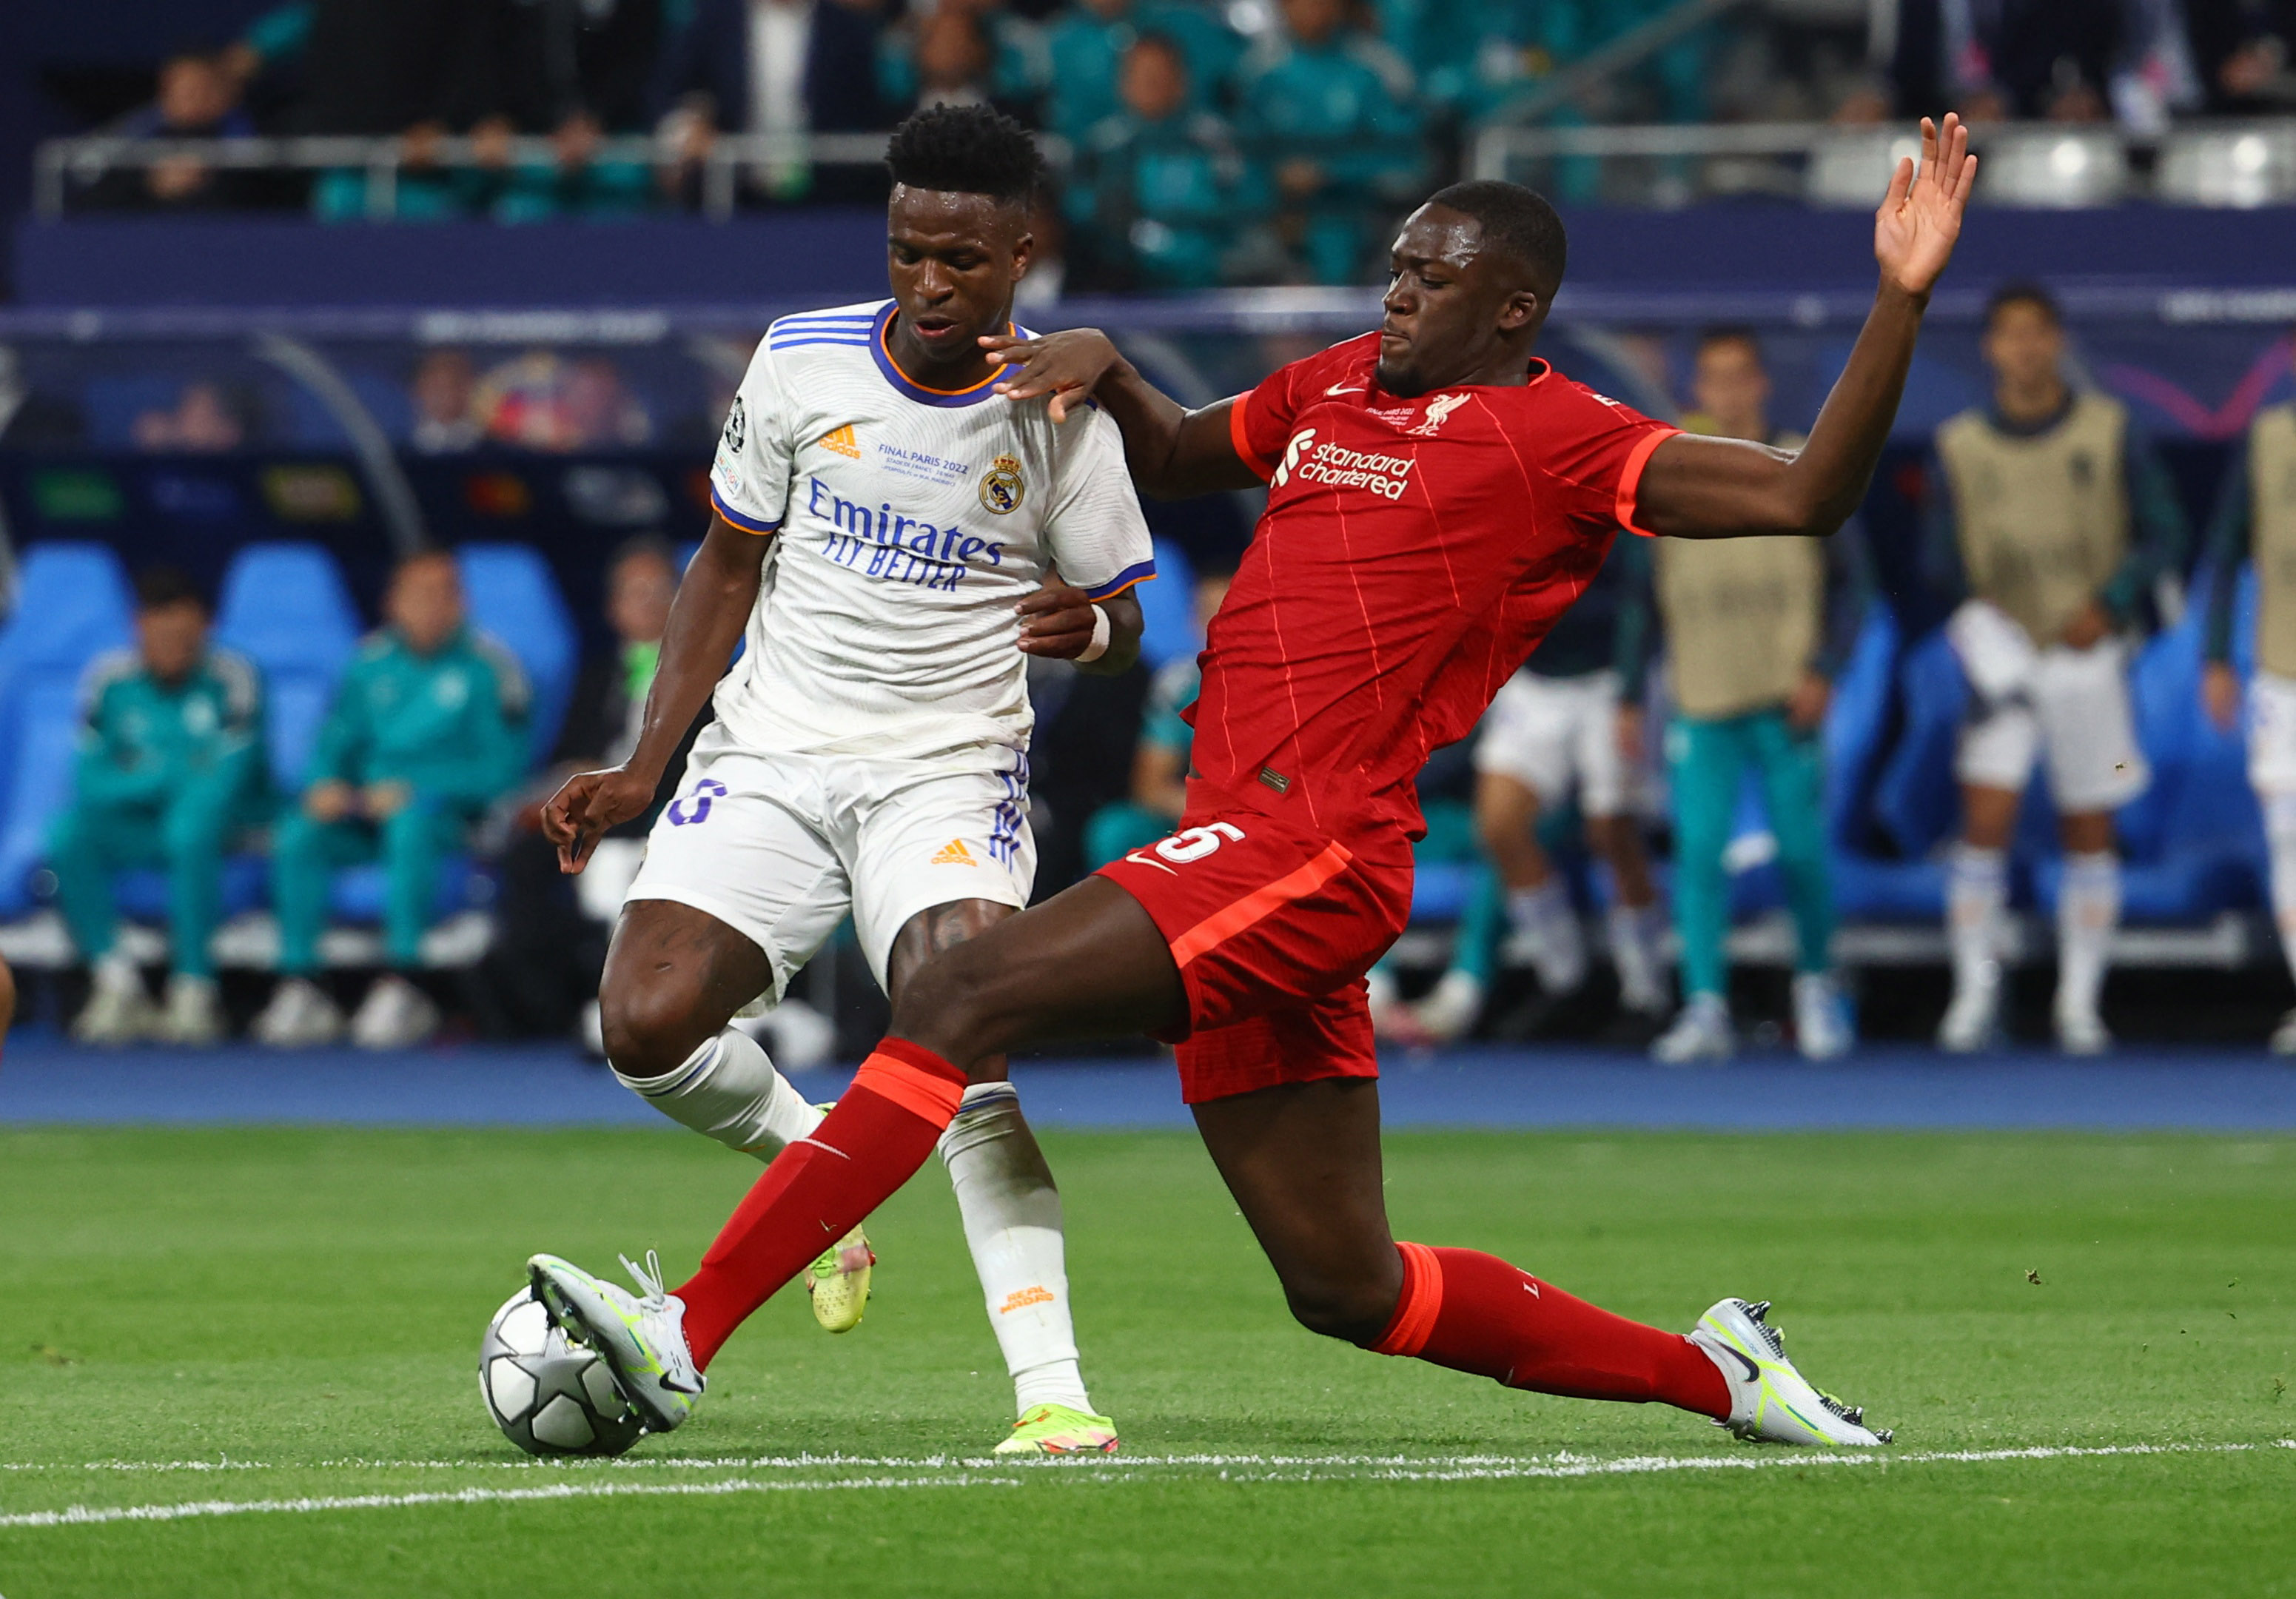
[4,1125,2292,1596]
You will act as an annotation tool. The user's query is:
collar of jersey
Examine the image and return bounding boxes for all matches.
[871,302,1021,407]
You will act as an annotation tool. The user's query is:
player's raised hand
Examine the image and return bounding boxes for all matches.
[542,765,657,873]
[1016,581,1101,658]
[984,328,1124,423]
[1875,114,1976,301]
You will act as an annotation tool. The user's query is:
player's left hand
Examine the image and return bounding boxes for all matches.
[1017,583,1100,659]
[1874,114,1976,301]
[1785,671,1833,732]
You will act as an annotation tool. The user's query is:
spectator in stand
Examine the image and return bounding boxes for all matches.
[1638,330,1868,1065]
[1993,0,2123,120]
[1044,0,1245,141]
[1928,283,2188,1056]
[254,552,531,1050]
[1880,0,2011,121]
[2201,327,2296,1052]
[1069,34,1268,290]
[51,568,268,1047]
[88,50,257,212]
[409,349,483,454]
[289,0,505,221]
[1462,536,1670,1044]
[487,0,661,221]
[653,0,892,207]
[890,4,1041,124]
[2186,0,2296,112]
[1235,0,1423,284]
[1081,561,1233,868]
[132,382,252,452]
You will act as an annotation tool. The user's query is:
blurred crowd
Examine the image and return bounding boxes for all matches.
[56,0,2296,288]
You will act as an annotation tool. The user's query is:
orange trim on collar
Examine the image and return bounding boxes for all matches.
[879,315,1012,396]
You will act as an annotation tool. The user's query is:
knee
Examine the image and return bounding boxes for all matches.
[887,939,1009,1068]
[1278,1262,1403,1347]
[598,976,712,1082]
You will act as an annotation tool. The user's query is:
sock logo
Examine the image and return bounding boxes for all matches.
[930,839,979,867]
[997,1285,1055,1314]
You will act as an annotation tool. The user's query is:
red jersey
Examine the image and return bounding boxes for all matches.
[1189,331,1676,850]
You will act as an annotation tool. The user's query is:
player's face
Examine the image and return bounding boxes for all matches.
[136,600,208,683]
[886,185,1033,372]
[1981,301,2064,395]
[1377,205,1540,397]
[387,556,466,655]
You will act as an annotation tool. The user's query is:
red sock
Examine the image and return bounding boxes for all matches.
[674,1039,964,1370]
[1370,1244,1729,1419]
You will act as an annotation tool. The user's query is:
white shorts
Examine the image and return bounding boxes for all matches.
[625,726,1035,1004]
[1473,668,1637,817]
[1948,600,2148,813]
[2247,670,2296,795]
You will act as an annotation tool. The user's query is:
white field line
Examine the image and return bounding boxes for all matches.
[1,1441,2287,1531]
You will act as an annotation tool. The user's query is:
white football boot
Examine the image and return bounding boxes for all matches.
[1792,972,1854,1061]
[252,977,345,1047]
[1651,993,1733,1065]
[73,959,155,1045]
[156,973,226,1047]
[528,1250,704,1433]
[1936,962,2002,1053]
[2053,1002,2112,1057]
[1690,1297,1891,1447]
[349,974,440,1049]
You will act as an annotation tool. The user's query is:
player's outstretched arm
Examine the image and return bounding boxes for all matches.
[1636,115,1976,542]
[542,512,763,871]
[984,329,1262,498]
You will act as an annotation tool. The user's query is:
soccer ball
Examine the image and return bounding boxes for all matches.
[479,1286,647,1458]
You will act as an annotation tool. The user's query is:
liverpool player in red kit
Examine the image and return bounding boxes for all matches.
[533,117,1977,1449]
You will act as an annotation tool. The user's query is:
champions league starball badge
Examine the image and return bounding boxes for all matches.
[722,396,746,455]
[979,455,1024,514]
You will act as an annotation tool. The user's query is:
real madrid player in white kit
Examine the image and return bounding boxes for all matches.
[537,107,1153,1455]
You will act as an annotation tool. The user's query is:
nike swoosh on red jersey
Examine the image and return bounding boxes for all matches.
[1324,382,1366,396]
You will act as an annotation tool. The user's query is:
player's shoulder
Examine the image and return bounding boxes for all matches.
[204,645,263,711]
[758,300,888,366]
[464,629,533,711]
[1500,362,1664,434]
[78,646,141,699]
[1264,331,1381,395]
[2070,389,2128,432]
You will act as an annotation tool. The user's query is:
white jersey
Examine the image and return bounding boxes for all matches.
[707,298,1156,760]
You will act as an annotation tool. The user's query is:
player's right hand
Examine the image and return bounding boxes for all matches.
[982,329,1122,423]
[543,765,657,874]
[1874,113,1976,301]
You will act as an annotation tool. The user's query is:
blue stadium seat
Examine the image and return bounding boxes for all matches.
[456,543,577,765]
[1134,539,1198,669]
[213,543,363,790]
[0,544,136,916]
[1871,625,1967,863]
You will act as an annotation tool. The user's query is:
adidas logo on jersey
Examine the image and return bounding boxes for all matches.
[930,839,980,867]
[816,424,862,458]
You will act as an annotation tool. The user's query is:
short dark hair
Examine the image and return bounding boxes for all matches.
[1422,179,1568,300]
[133,565,204,614]
[1985,279,2061,329]
[885,104,1044,207]
[1696,325,1765,361]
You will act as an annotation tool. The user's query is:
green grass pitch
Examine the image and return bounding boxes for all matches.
[4,1123,2293,1597]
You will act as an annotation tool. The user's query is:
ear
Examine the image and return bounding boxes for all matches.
[1010,229,1036,280]
[1496,288,1541,334]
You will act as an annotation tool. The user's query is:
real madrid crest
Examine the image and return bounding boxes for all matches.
[722,395,746,455]
[979,455,1024,515]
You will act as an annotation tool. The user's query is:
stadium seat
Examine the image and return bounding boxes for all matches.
[2157,128,2296,209]
[213,543,363,790]
[1134,539,1198,669]
[1822,608,1955,919]
[0,543,136,916]
[455,543,577,765]
[1871,626,1967,864]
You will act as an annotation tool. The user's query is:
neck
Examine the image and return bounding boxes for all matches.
[887,304,1008,392]
[1996,375,2068,426]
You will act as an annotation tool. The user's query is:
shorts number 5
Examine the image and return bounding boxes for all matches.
[667,777,728,827]
[1153,821,1246,864]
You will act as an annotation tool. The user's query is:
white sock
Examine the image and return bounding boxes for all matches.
[938,1081,1092,1418]
[93,951,140,996]
[1947,844,2008,999]
[2266,794,2296,988]
[1606,902,1666,1013]
[1509,876,1586,994]
[2056,851,2120,1025]
[613,1028,824,1160]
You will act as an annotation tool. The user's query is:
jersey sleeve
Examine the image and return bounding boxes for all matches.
[1537,381,1679,539]
[708,335,796,535]
[1227,339,1365,482]
[1044,406,1158,602]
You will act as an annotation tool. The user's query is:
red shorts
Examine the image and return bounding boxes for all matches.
[1095,802,1411,1104]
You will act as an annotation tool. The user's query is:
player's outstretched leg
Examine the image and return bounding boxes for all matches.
[528,1249,704,1433]
[598,901,874,1333]
[1192,1077,1890,1447]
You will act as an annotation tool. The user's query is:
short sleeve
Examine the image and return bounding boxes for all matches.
[1536,380,1677,539]
[708,335,795,535]
[1229,357,1311,483]
[1044,407,1158,603]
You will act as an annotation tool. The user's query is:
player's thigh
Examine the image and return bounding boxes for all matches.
[1473,675,1571,814]
[1473,770,1540,855]
[1191,1072,1401,1338]
[847,754,1034,993]
[2033,643,2147,813]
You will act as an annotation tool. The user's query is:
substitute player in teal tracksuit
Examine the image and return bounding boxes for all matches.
[253,550,529,1050]
[52,566,267,1046]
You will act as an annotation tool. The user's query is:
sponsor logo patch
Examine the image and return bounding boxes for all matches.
[930,839,980,867]
[816,423,861,458]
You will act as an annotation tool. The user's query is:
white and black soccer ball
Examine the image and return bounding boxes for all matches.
[480,1287,647,1458]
